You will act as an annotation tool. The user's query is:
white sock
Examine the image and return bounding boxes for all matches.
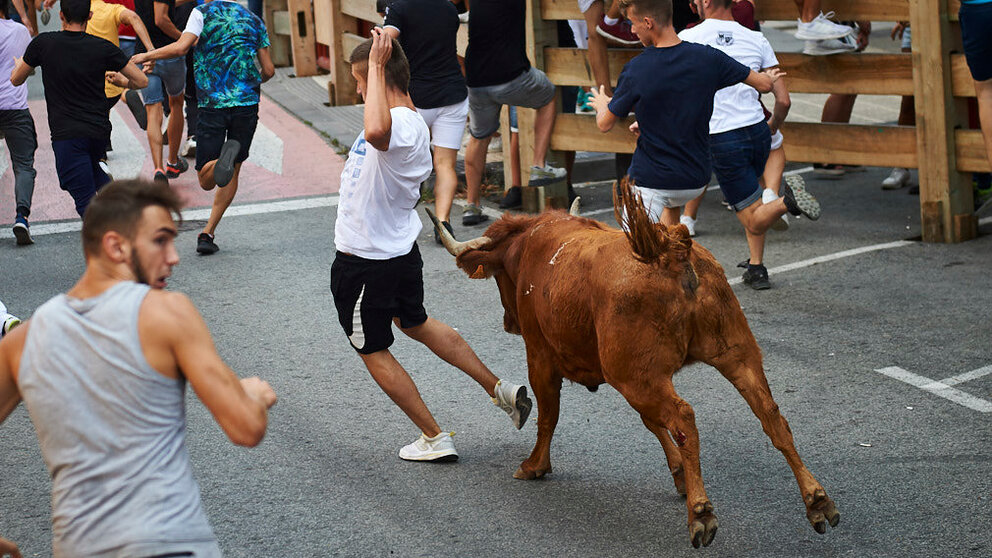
[604,16,619,26]
[762,188,779,204]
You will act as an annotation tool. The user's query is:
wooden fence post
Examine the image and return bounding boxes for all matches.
[910,0,976,242]
[287,0,318,77]
[327,0,359,105]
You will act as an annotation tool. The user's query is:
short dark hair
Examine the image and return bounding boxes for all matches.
[82,179,183,256]
[348,36,411,94]
[61,0,91,24]
[0,0,9,19]
[618,0,673,26]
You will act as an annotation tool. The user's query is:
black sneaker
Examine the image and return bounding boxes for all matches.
[214,140,241,187]
[499,186,522,209]
[741,263,771,290]
[124,90,147,130]
[781,175,821,220]
[433,220,454,245]
[12,215,32,245]
[165,157,189,178]
[153,169,169,184]
[196,232,219,255]
[462,203,489,226]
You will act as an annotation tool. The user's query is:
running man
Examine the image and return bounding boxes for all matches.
[332,31,531,462]
[0,179,277,556]
[0,3,37,244]
[132,0,274,254]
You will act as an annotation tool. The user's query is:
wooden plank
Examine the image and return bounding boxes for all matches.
[951,54,976,97]
[314,0,333,46]
[273,11,291,36]
[551,113,635,154]
[949,0,960,21]
[341,0,381,23]
[288,0,318,77]
[341,32,364,60]
[328,0,359,105]
[955,130,992,173]
[540,0,909,21]
[544,47,639,87]
[265,0,291,67]
[911,0,973,242]
[777,53,914,95]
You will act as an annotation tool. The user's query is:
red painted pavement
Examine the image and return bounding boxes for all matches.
[0,96,344,225]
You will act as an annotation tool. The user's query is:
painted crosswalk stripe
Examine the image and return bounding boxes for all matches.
[875,366,992,413]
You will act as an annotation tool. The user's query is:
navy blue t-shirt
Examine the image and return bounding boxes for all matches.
[608,41,750,190]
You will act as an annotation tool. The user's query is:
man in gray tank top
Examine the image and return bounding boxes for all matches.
[0,179,278,557]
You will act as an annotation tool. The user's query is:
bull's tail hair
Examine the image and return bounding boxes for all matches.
[613,177,693,266]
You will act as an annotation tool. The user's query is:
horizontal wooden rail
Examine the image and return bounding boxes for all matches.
[955,130,992,173]
[551,113,635,153]
[342,32,364,59]
[540,0,916,21]
[341,0,380,23]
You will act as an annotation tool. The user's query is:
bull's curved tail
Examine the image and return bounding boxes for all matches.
[613,177,694,266]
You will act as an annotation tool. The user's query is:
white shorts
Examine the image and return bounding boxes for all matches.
[635,184,707,220]
[416,97,469,150]
[770,129,784,150]
[577,0,598,14]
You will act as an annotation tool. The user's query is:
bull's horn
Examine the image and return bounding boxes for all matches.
[569,196,582,216]
[424,208,492,256]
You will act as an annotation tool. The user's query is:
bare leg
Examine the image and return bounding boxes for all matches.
[797,0,819,22]
[360,349,442,438]
[464,135,490,206]
[974,79,992,171]
[146,103,164,171]
[744,230,766,266]
[166,94,185,166]
[735,198,789,236]
[532,99,557,168]
[760,146,787,194]
[399,317,499,397]
[583,2,613,94]
[202,163,241,235]
[432,146,459,222]
[606,0,622,19]
[660,206,681,226]
[509,130,521,190]
[683,189,705,220]
[821,93,857,123]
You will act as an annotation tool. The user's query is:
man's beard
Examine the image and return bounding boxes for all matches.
[130,248,150,285]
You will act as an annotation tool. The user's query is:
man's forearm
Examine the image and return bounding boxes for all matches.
[363,62,392,147]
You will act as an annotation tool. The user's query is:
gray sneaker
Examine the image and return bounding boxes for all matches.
[529,164,567,185]
[782,174,821,220]
[492,380,533,430]
[462,203,489,226]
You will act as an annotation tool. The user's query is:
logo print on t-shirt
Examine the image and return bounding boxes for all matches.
[717,31,734,46]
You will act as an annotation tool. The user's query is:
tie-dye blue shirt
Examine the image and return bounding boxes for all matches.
[184,0,269,108]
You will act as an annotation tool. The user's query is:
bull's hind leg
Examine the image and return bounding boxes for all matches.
[706,346,839,534]
[515,345,562,480]
[641,417,687,497]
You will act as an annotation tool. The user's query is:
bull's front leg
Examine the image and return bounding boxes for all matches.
[514,347,562,480]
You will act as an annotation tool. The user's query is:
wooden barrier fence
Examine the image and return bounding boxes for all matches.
[307,0,985,242]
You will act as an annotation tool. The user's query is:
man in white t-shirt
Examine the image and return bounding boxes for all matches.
[331,30,532,462]
[679,0,821,290]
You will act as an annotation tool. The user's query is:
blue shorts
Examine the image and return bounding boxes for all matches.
[195,105,259,171]
[960,2,992,81]
[140,57,186,105]
[709,121,771,212]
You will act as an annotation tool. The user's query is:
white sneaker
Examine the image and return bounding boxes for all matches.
[488,135,502,153]
[529,164,567,185]
[399,432,459,462]
[181,136,197,158]
[795,12,855,41]
[679,215,696,237]
[98,160,113,182]
[803,35,857,56]
[458,11,469,23]
[762,188,789,231]
[882,168,910,190]
[492,380,532,430]
[2,314,21,337]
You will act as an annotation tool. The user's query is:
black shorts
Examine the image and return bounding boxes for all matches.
[195,104,258,170]
[330,245,429,355]
[961,2,992,82]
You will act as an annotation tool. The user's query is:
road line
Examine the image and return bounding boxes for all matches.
[940,365,992,387]
[0,195,339,240]
[875,366,992,413]
[727,239,915,285]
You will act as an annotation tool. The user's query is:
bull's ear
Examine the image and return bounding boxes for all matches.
[469,265,487,279]
[456,249,501,280]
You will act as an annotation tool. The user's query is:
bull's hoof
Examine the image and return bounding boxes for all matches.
[688,505,719,548]
[513,464,551,480]
[805,489,840,534]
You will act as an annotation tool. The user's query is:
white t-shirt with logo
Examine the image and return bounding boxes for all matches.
[679,19,778,134]
[334,107,433,259]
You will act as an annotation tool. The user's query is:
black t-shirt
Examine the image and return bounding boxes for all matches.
[464,0,529,88]
[134,0,177,52]
[383,0,466,108]
[608,42,749,190]
[23,31,128,141]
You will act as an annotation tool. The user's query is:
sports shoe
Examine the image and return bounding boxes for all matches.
[40,8,51,25]
[99,159,113,181]
[433,220,454,245]
[803,34,857,56]
[679,215,696,237]
[575,89,595,114]
[196,232,219,255]
[12,215,32,245]
[124,89,147,130]
[214,139,241,187]
[153,169,168,184]
[762,188,789,231]
[795,12,855,41]
[812,163,845,177]
[499,186,523,209]
[488,135,503,153]
[166,157,189,178]
[458,10,469,23]
[882,168,911,190]
[739,262,771,290]
[1,313,21,337]
[181,135,197,158]
[596,15,640,46]
[399,431,459,462]
[782,174,821,220]
[462,203,489,226]
[529,164,567,185]
[492,380,533,430]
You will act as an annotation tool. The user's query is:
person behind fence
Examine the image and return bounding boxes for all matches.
[0,1,37,246]
[959,0,992,215]
[0,179,278,557]
[381,0,468,244]
[589,0,780,227]
[462,0,567,224]
[331,31,532,463]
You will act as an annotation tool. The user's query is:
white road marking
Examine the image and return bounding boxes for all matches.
[727,240,915,285]
[875,366,992,413]
[940,365,992,387]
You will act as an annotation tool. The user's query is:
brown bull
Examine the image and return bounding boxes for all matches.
[426,181,838,548]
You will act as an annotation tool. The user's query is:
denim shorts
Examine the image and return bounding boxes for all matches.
[195,105,259,171]
[709,121,771,212]
[140,56,187,105]
[960,2,992,81]
[467,67,555,138]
